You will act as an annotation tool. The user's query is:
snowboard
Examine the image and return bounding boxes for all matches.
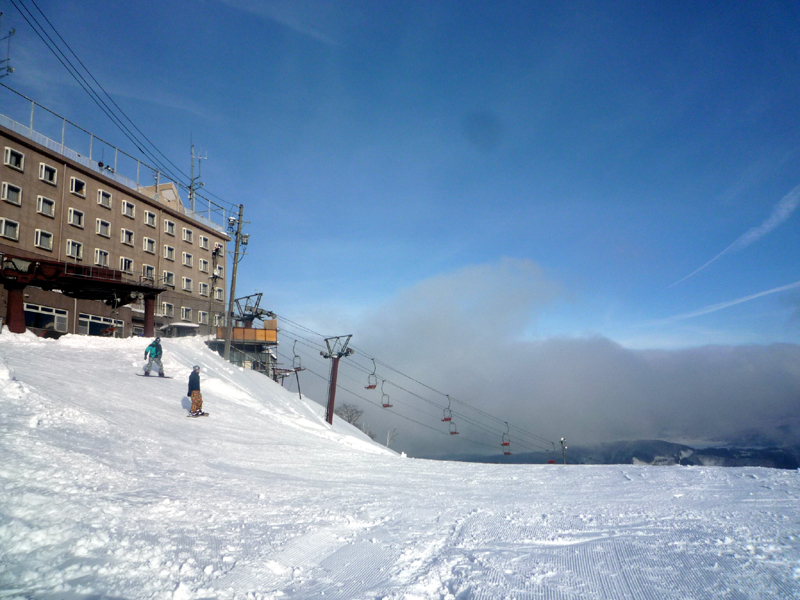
[136,373,174,378]
[187,412,209,418]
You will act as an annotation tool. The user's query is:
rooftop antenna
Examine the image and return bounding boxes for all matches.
[0,13,15,79]
[189,139,206,213]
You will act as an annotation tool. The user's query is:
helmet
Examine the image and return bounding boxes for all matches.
[154,337,161,343]
[193,365,200,371]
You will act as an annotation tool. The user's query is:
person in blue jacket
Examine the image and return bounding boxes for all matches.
[143,337,165,377]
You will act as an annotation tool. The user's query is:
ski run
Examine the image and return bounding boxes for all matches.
[1,331,799,600]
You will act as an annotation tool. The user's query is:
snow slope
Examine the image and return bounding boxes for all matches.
[1,331,799,600]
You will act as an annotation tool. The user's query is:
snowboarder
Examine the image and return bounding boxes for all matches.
[188,365,204,416]
[143,337,165,377]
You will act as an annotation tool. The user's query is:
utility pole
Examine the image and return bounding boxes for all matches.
[223,204,244,361]
[0,13,15,79]
[321,335,354,425]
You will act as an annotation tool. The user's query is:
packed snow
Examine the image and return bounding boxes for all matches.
[1,331,799,599]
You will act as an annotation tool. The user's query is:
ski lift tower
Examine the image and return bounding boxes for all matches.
[321,335,354,425]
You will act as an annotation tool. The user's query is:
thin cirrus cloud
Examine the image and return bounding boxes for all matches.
[670,182,800,287]
[653,279,800,325]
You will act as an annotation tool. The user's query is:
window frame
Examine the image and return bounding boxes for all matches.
[181,306,192,322]
[182,252,193,268]
[3,147,24,171]
[68,208,85,229]
[94,248,110,268]
[65,239,83,260]
[164,219,175,236]
[144,210,156,228]
[70,176,86,197]
[199,235,209,250]
[95,218,111,238]
[0,218,20,241]
[39,162,58,185]
[1,181,22,205]
[142,264,155,281]
[119,256,134,273]
[34,229,54,251]
[97,189,112,209]
[163,271,175,287]
[164,245,175,261]
[182,277,193,292]
[121,228,134,247]
[36,195,56,218]
[161,302,175,318]
[143,237,156,254]
[121,200,135,218]
[182,227,193,243]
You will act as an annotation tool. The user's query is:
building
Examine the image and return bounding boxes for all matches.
[0,108,230,338]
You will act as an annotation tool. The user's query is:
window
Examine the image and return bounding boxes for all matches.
[182,277,193,292]
[161,302,174,318]
[0,218,20,241]
[70,177,86,197]
[199,258,209,273]
[215,265,224,278]
[213,243,224,257]
[182,228,193,243]
[121,228,134,246]
[66,239,83,260]
[142,264,155,281]
[214,287,224,301]
[144,210,156,227]
[164,220,175,236]
[198,311,209,325]
[120,257,134,273]
[1,182,21,205]
[34,229,53,251]
[199,235,209,250]
[24,303,68,333]
[39,163,57,185]
[96,219,111,238]
[68,208,85,228]
[97,189,112,209]
[78,313,123,338]
[163,271,175,287]
[4,147,24,171]
[37,196,55,218]
[164,245,175,261]
[182,252,193,268]
[94,248,110,268]
[121,200,135,218]
[143,237,156,254]
[181,306,192,321]
[199,282,209,297]
[213,313,223,327]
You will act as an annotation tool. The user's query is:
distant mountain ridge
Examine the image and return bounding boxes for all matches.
[436,439,800,469]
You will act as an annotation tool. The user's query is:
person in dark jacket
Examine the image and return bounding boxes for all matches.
[188,365,204,415]
[143,337,164,377]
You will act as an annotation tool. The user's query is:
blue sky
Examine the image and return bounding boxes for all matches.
[3,0,800,452]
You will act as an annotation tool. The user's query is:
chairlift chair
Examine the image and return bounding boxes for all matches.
[441,394,453,422]
[365,358,378,389]
[501,422,511,446]
[449,421,459,435]
[381,380,393,408]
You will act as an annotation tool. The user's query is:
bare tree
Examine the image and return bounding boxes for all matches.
[359,422,377,440]
[386,428,398,448]
[335,402,363,424]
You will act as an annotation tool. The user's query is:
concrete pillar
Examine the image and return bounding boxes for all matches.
[144,296,155,337]
[4,283,27,334]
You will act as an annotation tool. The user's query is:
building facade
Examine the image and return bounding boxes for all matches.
[0,123,230,338]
